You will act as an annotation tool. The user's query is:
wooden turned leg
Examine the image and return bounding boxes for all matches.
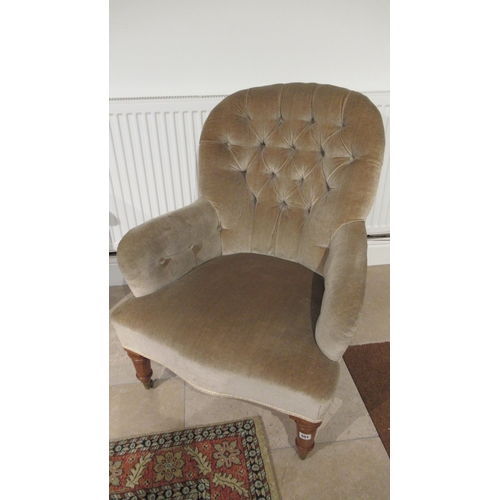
[289,416,322,459]
[125,349,154,389]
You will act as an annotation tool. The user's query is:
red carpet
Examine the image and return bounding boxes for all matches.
[343,342,390,456]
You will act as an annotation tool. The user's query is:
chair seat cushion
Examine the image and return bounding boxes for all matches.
[111,253,339,422]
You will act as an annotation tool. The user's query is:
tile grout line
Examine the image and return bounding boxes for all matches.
[268,434,383,453]
[183,381,186,428]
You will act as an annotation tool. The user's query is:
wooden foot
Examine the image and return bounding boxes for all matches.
[125,349,154,389]
[289,416,322,459]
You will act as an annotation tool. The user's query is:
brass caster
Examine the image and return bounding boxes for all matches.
[143,379,154,390]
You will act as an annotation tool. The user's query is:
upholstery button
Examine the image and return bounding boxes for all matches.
[311,117,315,124]
[159,257,171,267]
[320,148,325,156]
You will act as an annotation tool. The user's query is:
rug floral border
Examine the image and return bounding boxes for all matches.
[109,417,281,499]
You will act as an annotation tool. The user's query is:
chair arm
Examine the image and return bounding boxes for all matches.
[315,221,368,361]
[117,197,222,297]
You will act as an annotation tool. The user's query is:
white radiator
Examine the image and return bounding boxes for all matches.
[363,92,390,236]
[109,92,390,252]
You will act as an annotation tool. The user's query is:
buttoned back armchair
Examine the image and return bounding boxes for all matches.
[110,83,385,458]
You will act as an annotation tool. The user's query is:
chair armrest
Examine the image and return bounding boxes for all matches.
[117,197,222,297]
[315,221,368,361]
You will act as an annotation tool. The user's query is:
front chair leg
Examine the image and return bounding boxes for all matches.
[125,349,154,389]
[289,416,322,459]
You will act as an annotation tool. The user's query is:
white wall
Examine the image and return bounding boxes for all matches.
[110,0,389,98]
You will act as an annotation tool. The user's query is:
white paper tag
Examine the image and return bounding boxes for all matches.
[299,432,312,440]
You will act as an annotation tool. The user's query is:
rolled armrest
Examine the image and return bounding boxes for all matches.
[117,197,222,297]
[315,221,368,361]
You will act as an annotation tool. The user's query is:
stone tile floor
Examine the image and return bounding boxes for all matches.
[109,265,390,499]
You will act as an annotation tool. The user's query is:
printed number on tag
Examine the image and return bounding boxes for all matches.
[299,432,312,440]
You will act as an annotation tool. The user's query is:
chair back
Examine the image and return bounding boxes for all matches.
[198,83,385,274]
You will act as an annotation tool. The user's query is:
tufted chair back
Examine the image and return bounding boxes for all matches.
[198,83,385,275]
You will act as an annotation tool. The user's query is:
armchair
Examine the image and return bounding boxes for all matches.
[110,83,385,458]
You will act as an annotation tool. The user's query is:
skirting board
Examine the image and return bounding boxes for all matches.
[109,240,390,286]
[109,255,127,286]
[367,239,390,267]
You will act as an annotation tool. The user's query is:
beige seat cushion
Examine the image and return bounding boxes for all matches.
[111,253,339,422]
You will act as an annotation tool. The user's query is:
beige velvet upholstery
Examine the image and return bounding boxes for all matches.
[111,83,385,423]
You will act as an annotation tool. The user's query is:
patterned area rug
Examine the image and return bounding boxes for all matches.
[109,417,281,499]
